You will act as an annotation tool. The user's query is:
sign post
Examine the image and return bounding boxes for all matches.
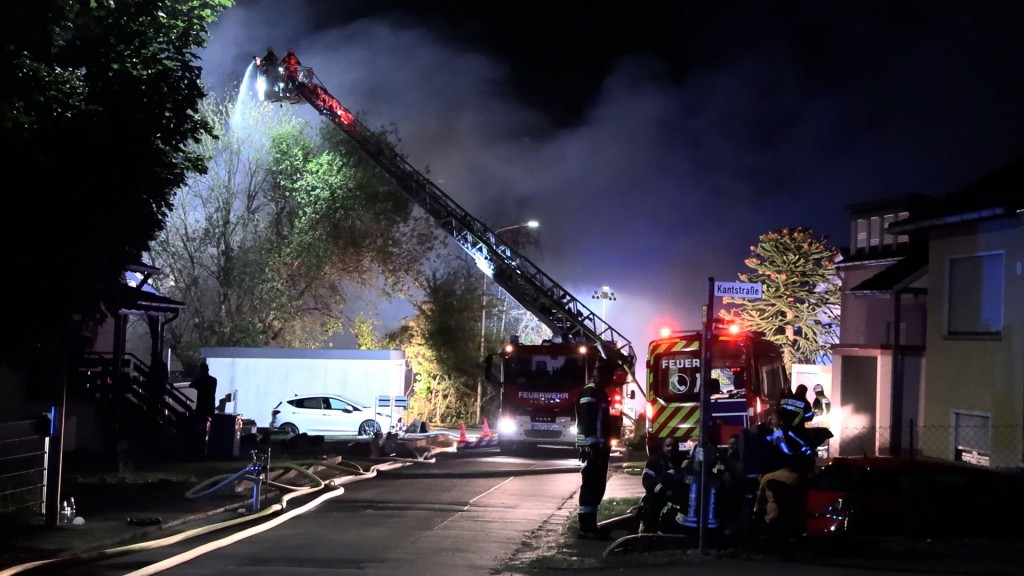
[699,278,763,556]
[377,395,409,431]
[698,278,715,556]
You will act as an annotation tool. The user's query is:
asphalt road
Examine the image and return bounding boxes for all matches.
[19,445,1018,576]
[29,446,585,575]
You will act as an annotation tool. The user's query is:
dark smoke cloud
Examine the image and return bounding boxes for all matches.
[201,1,1024,371]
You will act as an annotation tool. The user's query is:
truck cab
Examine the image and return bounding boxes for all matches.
[486,338,595,455]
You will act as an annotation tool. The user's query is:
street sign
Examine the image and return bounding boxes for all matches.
[377,395,409,408]
[714,281,762,299]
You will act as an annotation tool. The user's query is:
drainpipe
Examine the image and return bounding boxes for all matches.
[889,288,904,456]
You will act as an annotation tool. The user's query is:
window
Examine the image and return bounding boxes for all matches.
[325,397,355,411]
[882,214,896,246]
[952,411,990,466]
[869,216,881,247]
[293,397,323,410]
[947,252,1004,335]
[760,361,789,402]
[895,211,910,244]
[855,219,869,250]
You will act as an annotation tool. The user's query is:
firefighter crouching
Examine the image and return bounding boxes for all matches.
[753,388,829,539]
[639,443,714,534]
[575,358,621,540]
[639,437,687,532]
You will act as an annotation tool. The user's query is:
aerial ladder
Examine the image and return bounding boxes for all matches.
[253,59,639,396]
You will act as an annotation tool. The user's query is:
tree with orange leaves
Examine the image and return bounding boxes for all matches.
[720,227,840,372]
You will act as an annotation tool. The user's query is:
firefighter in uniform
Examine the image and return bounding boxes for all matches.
[281,47,302,89]
[779,384,814,429]
[575,358,620,539]
[639,437,685,532]
[755,384,817,537]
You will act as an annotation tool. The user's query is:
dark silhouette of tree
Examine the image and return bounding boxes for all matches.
[0,0,232,370]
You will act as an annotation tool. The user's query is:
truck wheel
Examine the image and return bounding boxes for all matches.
[278,423,299,436]
[359,420,381,437]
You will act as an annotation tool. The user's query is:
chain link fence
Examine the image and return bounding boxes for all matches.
[823,423,1023,471]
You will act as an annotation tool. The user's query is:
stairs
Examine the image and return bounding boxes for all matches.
[75,352,195,445]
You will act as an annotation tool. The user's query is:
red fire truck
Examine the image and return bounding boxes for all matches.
[485,338,631,454]
[645,319,790,454]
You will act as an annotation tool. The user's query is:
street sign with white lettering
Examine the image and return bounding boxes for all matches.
[714,282,763,299]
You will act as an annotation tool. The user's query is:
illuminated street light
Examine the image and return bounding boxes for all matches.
[592,285,616,320]
[478,220,540,425]
[495,220,539,234]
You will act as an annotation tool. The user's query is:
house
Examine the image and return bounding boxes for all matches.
[65,263,189,452]
[890,156,1024,468]
[831,195,930,458]
[832,156,1024,468]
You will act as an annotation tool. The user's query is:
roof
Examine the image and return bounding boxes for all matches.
[125,262,163,275]
[845,193,935,218]
[201,347,406,361]
[848,249,927,295]
[890,155,1024,233]
[110,283,185,314]
[125,271,163,295]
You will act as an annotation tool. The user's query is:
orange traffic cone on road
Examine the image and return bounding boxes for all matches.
[481,418,491,437]
[458,422,468,443]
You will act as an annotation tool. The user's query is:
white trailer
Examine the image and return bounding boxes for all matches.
[201,348,411,430]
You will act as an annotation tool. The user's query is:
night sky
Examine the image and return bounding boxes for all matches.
[201,1,1024,362]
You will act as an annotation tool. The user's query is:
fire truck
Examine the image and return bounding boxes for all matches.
[645,319,790,454]
[252,56,639,450]
[484,337,632,454]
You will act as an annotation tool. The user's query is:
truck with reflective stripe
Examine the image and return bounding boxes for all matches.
[645,320,790,454]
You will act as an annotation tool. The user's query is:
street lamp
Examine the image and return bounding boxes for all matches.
[494,220,539,235]
[592,285,616,320]
[478,220,540,424]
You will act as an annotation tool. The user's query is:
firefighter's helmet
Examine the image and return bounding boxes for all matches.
[593,358,617,382]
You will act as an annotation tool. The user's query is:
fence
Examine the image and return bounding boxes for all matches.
[0,419,49,518]
[826,423,1023,471]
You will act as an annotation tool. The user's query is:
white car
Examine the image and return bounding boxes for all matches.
[269,393,395,437]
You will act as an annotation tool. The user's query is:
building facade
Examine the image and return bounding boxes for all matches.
[833,157,1024,468]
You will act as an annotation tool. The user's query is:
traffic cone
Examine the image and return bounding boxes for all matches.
[481,418,491,437]
[458,422,468,443]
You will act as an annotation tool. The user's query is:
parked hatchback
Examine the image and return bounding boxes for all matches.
[270,394,394,437]
[805,456,1024,539]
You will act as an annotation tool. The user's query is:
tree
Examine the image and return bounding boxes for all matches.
[720,227,840,372]
[149,94,440,368]
[1,0,232,368]
[367,261,479,425]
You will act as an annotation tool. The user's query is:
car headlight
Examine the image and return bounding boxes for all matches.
[498,417,517,434]
[569,425,578,435]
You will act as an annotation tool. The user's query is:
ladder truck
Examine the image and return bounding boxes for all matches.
[252,57,640,449]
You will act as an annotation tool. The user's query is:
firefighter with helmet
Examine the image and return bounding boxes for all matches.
[282,47,302,89]
[575,357,622,539]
